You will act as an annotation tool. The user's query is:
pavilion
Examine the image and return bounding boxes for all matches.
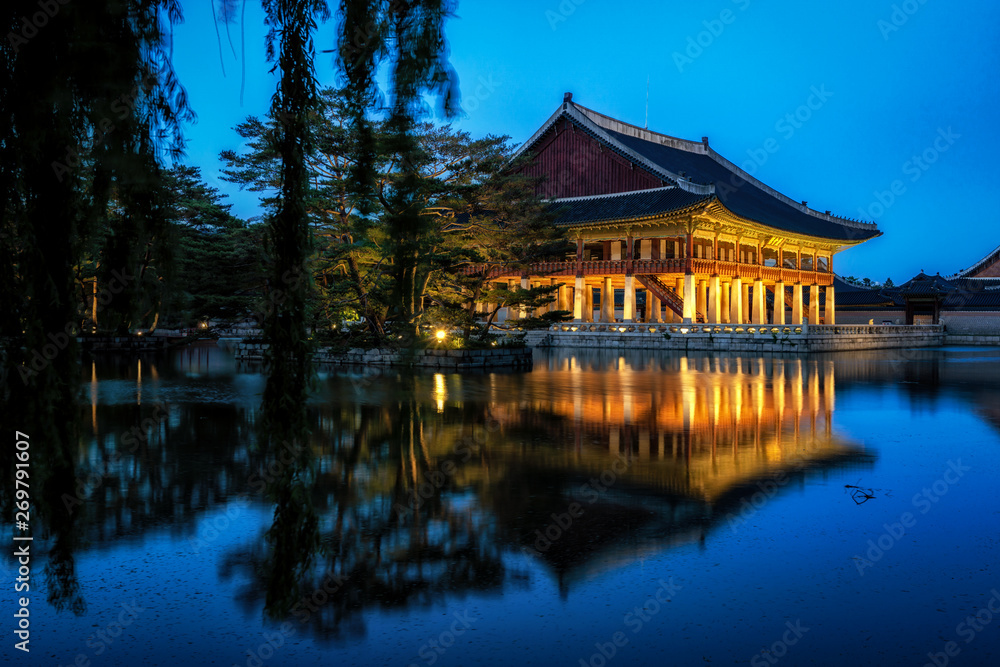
[487,93,881,326]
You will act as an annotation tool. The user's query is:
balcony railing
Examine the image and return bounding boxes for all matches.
[463,257,833,282]
[545,323,945,336]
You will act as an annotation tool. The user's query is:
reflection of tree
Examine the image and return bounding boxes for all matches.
[222,394,506,641]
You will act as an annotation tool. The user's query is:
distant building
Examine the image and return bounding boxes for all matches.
[834,246,1000,331]
[481,93,881,325]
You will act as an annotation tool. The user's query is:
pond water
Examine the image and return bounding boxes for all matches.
[6,343,1000,666]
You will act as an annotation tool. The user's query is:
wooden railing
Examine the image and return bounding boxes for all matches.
[545,323,945,336]
[462,258,832,284]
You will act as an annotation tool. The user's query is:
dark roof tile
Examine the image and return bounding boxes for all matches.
[549,187,708,226]
[606,130,879,242]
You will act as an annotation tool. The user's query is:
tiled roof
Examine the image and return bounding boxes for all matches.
[949,243,1000,279]
[514,98,881,242]
[952,277,1000,290]
[898,272,959,296]
[548,187,709,226]
[606,130,881,242]
[943,291,1000,308]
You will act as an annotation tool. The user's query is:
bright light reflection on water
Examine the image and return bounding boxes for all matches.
[7,343,1000,666]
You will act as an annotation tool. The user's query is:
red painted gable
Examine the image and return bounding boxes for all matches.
[971,254,1000,278]
[518,119,664,199]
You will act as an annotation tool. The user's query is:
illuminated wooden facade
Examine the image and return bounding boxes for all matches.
[490,94,882,325]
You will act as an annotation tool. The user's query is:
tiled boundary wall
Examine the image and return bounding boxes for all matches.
[837,311,1000,335]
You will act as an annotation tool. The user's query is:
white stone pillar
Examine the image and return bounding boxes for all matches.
[623,275,635,322]
[708,275,720,323]
[825,285,836,325]
[773,282,786,325]
[536,279,550,316]
[696,279,707,320]
[584,283,594,322]
[519,275,530,319]
[683,274,696,323]
[742,281,750,323]
[730,277,743,324]
[809,284,820,324]
[573,276,584,321]
[792,283,803,325]
[752,279,766,325]
[720,280,731,324]
[649,291,661,323]
[599,277,612,322]
[674,277,684,323]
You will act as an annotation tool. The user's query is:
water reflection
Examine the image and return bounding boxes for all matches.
[29,344,1000,641]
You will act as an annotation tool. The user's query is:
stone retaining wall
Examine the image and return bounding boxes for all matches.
[233,342,533,371]
[78,335,170,352]
[525,328,946,353]
[943,334,1000,346]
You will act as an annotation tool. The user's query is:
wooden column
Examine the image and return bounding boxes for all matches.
[685,232,694,273]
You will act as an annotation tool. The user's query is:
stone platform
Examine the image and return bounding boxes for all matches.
[232,342,533,371]
[525,323,946,353]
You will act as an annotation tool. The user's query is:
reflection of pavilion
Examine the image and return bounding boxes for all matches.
[484,353,875,592]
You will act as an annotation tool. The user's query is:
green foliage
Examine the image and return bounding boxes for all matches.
[1,0,193,616]
[160,165,263,325]
[221,87,562,345]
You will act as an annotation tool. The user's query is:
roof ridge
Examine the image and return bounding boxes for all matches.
[548,185,682,203]
[571,102,704,152]
[573,100,877,232]
[948,242,1000,279]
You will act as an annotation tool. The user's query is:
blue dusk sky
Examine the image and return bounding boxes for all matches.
[170,0,999,283]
